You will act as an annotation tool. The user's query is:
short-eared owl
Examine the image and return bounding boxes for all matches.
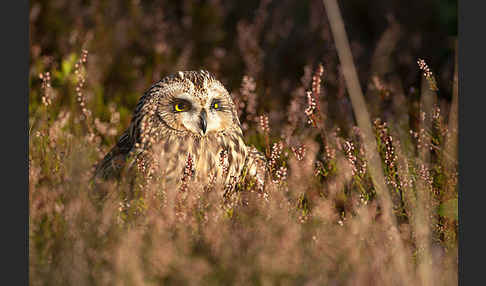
[95,70,266,192]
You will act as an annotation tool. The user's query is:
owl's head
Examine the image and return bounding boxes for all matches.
[151,70,240,137]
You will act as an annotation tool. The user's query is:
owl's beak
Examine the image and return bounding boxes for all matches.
[199,109,207,134]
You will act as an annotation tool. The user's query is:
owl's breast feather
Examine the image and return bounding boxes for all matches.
[151,132,248,188]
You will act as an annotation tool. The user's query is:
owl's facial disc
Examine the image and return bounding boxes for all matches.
[162,78,234,136]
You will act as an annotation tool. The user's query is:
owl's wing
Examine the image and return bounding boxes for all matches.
[93,83,160,181]
[243,146,268,191]
[94,130,135,179]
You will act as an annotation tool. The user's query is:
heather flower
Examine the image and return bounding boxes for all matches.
[180,153,194,192]
[304,64,325,127]
[304,91,317,125]
[273,166,288,184]
[417,58,439,91]
[39,72,53,107]
[291,144,306,161]
[258,113,270,135]
[269,141,283,171]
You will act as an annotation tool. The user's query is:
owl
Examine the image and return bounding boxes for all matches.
[94,70,267,194]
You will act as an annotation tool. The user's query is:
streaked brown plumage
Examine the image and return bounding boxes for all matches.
[94,70,266,193]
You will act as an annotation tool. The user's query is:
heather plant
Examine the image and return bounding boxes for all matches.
[29,1,457,285]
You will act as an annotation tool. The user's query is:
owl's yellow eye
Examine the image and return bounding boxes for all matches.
[211,100,222,110]
[173,101,190,112]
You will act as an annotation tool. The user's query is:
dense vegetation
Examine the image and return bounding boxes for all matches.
[29,1,457,285]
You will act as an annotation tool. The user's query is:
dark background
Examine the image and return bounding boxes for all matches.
[29,0,457,137]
